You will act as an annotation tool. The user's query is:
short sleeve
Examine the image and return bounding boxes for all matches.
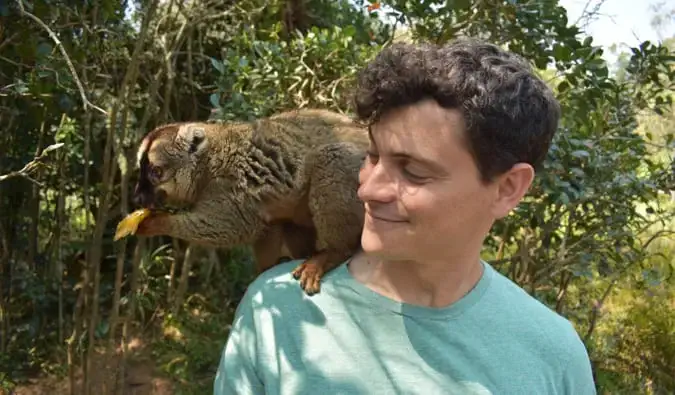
[213,291,265,395]
[561,334,597,395]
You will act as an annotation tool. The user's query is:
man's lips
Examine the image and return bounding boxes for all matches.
[366,210,407,223]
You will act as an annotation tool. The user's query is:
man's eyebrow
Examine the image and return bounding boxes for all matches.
[367,128,446,173]
[389,151,446,172]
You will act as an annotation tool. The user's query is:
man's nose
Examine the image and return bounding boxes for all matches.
[357,162,397,203]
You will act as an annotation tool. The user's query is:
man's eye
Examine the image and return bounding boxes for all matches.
[402,166,429,184]
[366,151,379,163]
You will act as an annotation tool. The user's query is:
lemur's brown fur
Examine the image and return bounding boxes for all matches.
[132,108,368,294]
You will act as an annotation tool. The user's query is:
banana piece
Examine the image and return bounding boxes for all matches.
[114,208,152,241]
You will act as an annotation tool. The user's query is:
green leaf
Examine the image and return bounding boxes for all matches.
[558,192,570,205]
[36,42,53,57]
[209,93,220,108]
[571,150,590,158]
[95,320,109,339]
[570,167,585,178]
[553,43,571,62]
[210,57,226,74]
[586,58,605,70]
[42,143,65,154]
[557,80,570,93]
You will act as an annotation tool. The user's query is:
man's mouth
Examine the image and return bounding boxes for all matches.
[366,211,407,223]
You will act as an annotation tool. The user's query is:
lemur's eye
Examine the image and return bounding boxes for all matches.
[149,166,163,182]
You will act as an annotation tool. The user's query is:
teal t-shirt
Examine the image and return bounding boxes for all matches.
[214,259,596,394]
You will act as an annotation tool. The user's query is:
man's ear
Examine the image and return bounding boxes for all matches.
[177,125,208,155]
[491,163,535,219]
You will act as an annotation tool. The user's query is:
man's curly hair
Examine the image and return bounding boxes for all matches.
[352,38,561,183]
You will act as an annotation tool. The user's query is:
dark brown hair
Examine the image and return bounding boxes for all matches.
[352,38,561,182]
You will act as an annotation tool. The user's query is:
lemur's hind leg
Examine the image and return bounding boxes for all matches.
[291,142,366,295]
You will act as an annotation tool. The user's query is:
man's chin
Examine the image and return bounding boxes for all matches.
[361,232,396,257]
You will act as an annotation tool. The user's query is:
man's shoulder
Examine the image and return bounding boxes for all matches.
[244,260,308,299]
[481,265,596,393]
[488,265,574,322]
[241,259,347,308]
[232,259,352,338]
[485,264,590,364]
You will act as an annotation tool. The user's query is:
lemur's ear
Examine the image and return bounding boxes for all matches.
[177,125,208,155]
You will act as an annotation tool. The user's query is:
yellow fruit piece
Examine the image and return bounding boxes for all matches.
[114,208,152,241]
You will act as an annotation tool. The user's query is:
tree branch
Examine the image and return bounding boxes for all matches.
[16,0,107,116]
[0,143,64,186]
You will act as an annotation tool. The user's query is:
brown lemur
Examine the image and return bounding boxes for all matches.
[131,108,368,294]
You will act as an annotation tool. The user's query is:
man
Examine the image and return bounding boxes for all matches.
[213,38,596,394]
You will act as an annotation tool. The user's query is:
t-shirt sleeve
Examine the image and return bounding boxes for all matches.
[213,291,265,395]
[561,333,597,395]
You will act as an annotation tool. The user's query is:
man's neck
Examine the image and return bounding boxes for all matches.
[348,250,485,309]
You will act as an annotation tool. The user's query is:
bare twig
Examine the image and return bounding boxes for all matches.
[573,0,605,29]
[0,32,20,53]
[16,0,107,116]
[173,244,196,313]
[584,278,616,343]
[0,142,64,186]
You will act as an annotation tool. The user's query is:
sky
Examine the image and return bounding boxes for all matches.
[558,0,675,64]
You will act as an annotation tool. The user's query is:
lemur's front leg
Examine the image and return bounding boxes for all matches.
[136,191,266,249]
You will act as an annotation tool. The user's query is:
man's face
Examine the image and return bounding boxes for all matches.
[357,99,514,263]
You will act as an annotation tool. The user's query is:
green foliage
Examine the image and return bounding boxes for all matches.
[1,0,675,393]
[152,300,235,395]
[210,24,379,121]
[149,246,254,394]
[592,271,675,393]
[208,1,389,121]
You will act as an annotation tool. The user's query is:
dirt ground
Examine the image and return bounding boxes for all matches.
[8,338,174,395]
